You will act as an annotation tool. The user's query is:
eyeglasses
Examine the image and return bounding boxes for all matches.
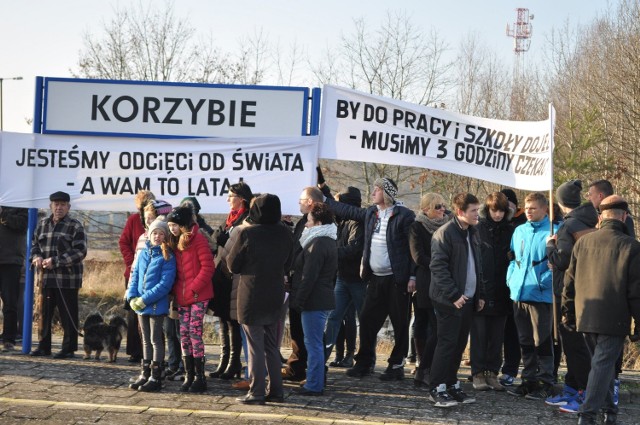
[433,204,445,210]
[299,198,309,202]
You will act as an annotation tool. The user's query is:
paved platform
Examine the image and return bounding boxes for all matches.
[1,339,639,425]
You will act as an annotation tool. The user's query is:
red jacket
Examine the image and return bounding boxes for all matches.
[172,225,215,306]
[119,213,146,279]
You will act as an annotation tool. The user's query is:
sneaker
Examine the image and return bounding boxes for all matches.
[558,391,584,413]
[545,384,578,406]
[345,362,373,378]
[507,380,537,397]
[379,364,404,381]
[613,378,620,406]
[472,372,490,391]
[525,383,554,401]
[499,373,516,386]
[448,381,476,404]
[1,343,14,352]
[429,384,458,408]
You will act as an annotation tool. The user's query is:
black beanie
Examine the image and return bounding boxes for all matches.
[249,194,281,225]
[180,197,201,214]
[167,206,194,227]
[500,189,518,207]
[338,187,362,208]
[556,180,582,209]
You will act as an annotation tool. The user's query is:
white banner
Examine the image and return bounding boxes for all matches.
[43,78,309,139]
[0,132,317,214]
[319,85,554,190]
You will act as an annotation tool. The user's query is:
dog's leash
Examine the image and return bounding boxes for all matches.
[34,264,85,337]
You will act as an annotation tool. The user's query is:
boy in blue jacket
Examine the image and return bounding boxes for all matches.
[506,192,558,401]
[127,219,177,392]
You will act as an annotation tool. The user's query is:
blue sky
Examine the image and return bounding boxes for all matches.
[0,0,615,132]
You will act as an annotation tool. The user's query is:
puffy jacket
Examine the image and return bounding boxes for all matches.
[507,215,558,303]
[172,225,215,306]
[291,235,338,312]
[325,197,415,285]
[127,241,177,316]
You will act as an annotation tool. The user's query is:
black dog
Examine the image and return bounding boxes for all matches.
[82,314,128,362]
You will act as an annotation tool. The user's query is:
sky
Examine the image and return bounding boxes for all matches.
[0,0,616,133]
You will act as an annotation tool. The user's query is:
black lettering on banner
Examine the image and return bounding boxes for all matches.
[112,96,138,122]
[162,98,183,124]
[100,177,151,195]
[143,97,161,123]
[360,131,430,156]
[231,148,304,171]
[185,99,206,125]
[91,95,110,121]
[436,139,447,158]
[15,146,109,169]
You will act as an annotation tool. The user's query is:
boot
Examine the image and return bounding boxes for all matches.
[338,352,354,368]
[139,361,162,392]
[413,338,426,373]
[189,357,207,393]
[209,324,230,378]
[180,355,195,392]
[329,349,344,367]
[221,321,243,379]
[129,360,151,390]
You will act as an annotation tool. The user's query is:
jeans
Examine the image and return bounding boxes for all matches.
[302,310,330,392]
[324,277,366,359]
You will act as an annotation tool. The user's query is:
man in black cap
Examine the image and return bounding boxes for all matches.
[30,191,87,358]
[544,180,598,412]
[563,194,640,425]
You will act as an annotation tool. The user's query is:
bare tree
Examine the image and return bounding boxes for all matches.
[312,11,452,206]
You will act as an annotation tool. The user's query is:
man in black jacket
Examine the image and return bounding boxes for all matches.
[563,195,640,425]
[428,193,485,407]
[325,177,415,380]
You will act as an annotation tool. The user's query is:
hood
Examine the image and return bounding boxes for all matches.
[249,193,281,224]
[564,203,599,228]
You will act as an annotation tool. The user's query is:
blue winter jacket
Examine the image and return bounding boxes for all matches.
[507,215,557,303]
[127,241,177,316]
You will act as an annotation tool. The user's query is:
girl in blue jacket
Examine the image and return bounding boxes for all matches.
[127,218,177,392]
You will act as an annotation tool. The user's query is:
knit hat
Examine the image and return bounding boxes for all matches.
[229,182,253,205]
[152,200,173,216]
[249,193,281,225]
[167,206,194,227]
[374,178,398,205]
[180,197,201,214]
[338,186,362,207]
[500,189,518,207]
[148,218,169,237]
[556,180,582,209]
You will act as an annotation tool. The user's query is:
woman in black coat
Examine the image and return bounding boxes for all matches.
[470,192,514,391]
[409,193,450,387]
[210,182,253,379]
[290,203,338,396]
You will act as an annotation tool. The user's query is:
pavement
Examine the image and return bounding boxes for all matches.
[1,338,640,425]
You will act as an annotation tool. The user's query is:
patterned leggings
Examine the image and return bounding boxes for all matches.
[178,301,207,358]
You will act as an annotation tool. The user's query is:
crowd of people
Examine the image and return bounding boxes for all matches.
[1,172,639,425]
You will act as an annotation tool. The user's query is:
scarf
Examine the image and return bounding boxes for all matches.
[415,211,449,234]
[299,223,338,249]
[225,207,246,228]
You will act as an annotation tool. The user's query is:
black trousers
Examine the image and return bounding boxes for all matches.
[501,311,522,377]
[555,295,591,390]
[355,275,411,367]
[430,302,473,388]
[124,278,143,357]
[285,308,307,379]
[0,264,21,343]
[470,314,507,375]
[415,304,437,372]
[39,287,79,352]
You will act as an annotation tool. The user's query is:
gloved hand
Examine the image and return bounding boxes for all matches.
[130,297,146,312]
[316,166,325,185]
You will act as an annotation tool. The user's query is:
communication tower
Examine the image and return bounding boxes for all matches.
[506,8,534,119]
